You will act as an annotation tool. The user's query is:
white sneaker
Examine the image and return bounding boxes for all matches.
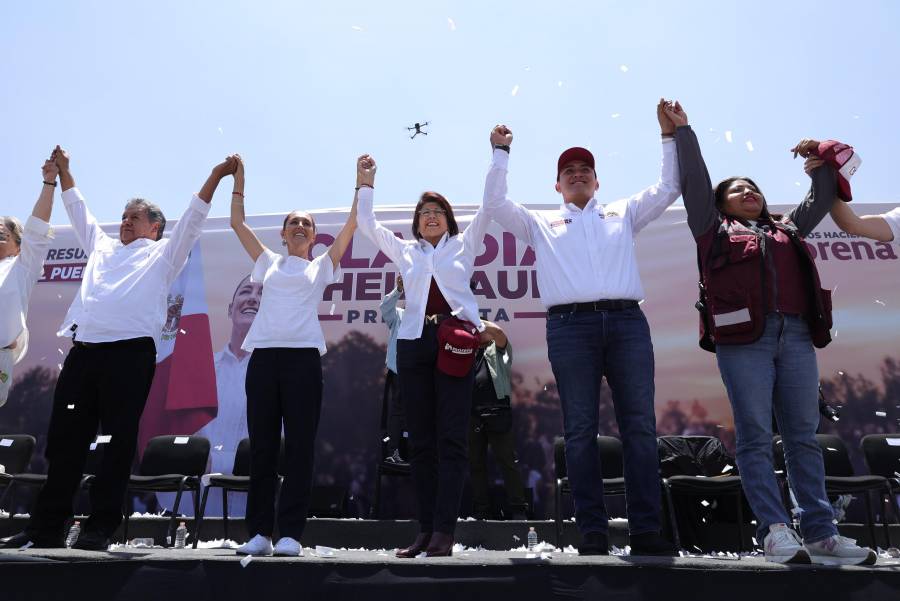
[763,523,810,564]
[805,535,877,566]
[236,534,273,556]
[273,536,304,557]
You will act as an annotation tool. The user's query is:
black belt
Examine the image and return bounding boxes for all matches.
[547,299,639,315]
[73,337,154,349]
[423,314,451,325]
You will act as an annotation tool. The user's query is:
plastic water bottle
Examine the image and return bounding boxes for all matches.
[65,521,81,548]
[527,527,538,552]
[174,522,188,549]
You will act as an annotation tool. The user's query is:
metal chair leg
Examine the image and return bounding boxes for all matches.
[372,467,382,519]
[222,488,230,540]
[862,491,878,549]
[662,482,682,551]
[735,491,746,552]
[169,481,186,547]
[554,479,563,548]
[193,486,211,549]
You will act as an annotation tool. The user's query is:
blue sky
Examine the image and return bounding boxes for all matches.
[3,0,899,224]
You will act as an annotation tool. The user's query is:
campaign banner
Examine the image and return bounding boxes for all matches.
[4,199,900,518]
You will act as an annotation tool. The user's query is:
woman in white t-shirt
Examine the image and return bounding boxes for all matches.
[228,155,358,557]
[0,157,57,405]
[829,197,900,243]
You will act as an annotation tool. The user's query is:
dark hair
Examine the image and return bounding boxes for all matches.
[714,176,767,213]
[412,192,459,239]
[281,210,317,258]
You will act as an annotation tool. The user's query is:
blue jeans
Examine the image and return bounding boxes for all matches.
[716,314,837,544]
[547,307,661,536]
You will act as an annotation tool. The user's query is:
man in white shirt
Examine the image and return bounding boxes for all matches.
[483,102,680,555]
[1,147,237,551]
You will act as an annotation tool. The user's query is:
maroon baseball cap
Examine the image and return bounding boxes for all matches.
[557,147,595,178]
[816,140,861,202]
[436,318,480,377]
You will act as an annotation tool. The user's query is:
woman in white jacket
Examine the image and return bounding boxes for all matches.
[0,156,57,405]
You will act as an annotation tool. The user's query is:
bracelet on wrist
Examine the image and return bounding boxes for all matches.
[493,144,511,153]
[43,180,57,187]
[232,191,244,197]
[355,184,374,191]
[661,133,675,139]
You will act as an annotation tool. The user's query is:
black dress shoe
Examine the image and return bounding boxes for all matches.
[71,529,111,551]
[629,532,678,556]
[424,532,454,557]
[396,532,432,558]
[0,531,64,549]
[577,531,609,556]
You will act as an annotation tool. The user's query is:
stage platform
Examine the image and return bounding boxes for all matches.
[2,545,899,601]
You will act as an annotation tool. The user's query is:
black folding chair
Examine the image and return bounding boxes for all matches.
[123,435,209,546]
[860,434,900,548]
[0,435,36,515]
[774,433,888,548]
[12,441,106,519]
[660,435,746,552]
[553,435,626,546]
[371,371,410,518]
[193,437,286,548]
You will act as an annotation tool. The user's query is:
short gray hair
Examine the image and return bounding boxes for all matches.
[0,216,23,247]
[124,198,166,241]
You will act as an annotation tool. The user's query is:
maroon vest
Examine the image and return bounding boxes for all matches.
[695,216,832,352]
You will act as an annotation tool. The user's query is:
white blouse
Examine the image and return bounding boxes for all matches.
[0,216,53,361]
[241,249,340,354]
[356,187,488,340]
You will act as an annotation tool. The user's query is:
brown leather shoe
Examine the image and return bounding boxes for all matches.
[396,532,432,558]
[424,532,454,557]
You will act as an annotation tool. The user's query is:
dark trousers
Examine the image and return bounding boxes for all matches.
[245,347,322,540]
[546,307,662,536]
[28,338,156,539]
[385,369,406,457]
[397,324,474,535]
[468,421,527,515]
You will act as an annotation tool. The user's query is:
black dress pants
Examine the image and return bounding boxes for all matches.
[397,324,474,535]
[244,347,322,540]
[28,337,156,539]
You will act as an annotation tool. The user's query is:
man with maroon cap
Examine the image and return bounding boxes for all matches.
[482,100,681,556]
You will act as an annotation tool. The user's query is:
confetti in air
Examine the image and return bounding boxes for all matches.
[875,299,886,306]
[795,182,802,186]
[447,17,456,31]
[745,140,754,152]
[611,113,620,119]
[58,349,63,355]
[876,411,888,417]
[619,65,629,72]
[511,85,520,96]
[180,329,187,334]
[351,25,363,31]
[218,127,223,135]
[724,131,733,143]
[557,81,563,87]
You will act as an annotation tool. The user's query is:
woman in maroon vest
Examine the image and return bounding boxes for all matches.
[664,102,875,566]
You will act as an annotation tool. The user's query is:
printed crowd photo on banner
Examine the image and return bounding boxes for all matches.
[3,201,900,519]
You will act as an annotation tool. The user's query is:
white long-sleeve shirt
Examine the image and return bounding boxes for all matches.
[58,187,210,348]
[0,216,53,359]
[483,142,680,308]
[356,187,488,340]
